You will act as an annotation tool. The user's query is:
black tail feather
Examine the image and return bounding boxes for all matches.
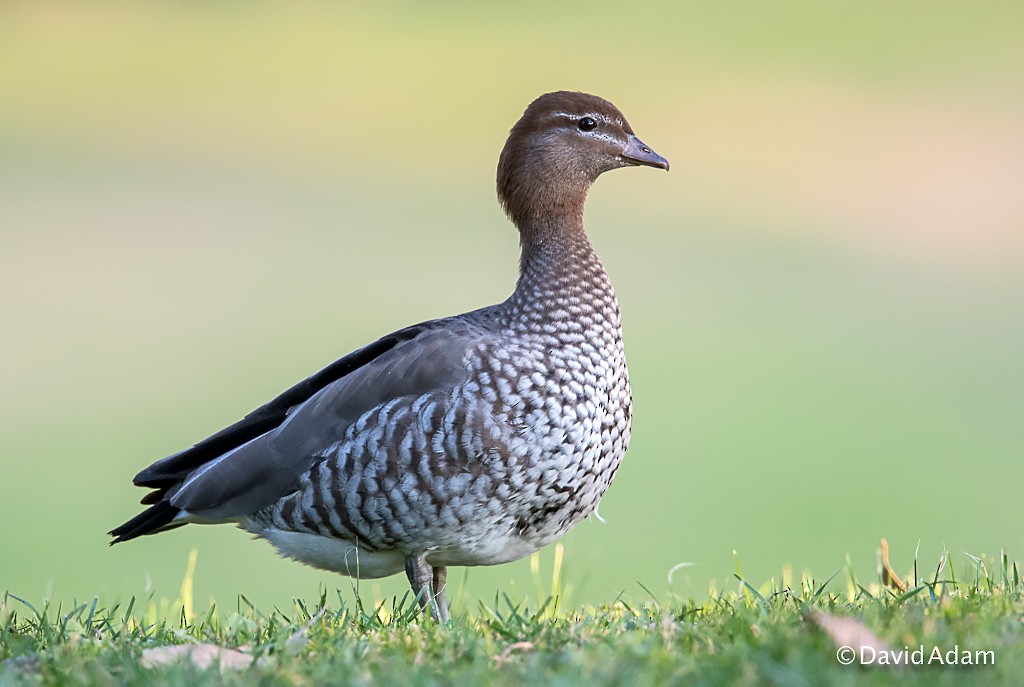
[108,501,181,544]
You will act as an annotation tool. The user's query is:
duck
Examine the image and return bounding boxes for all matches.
[110,91,668,622]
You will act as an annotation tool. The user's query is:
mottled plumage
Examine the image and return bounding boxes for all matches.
[111,91,668,621]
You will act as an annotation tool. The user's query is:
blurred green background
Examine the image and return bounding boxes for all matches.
[2,1,1023,613]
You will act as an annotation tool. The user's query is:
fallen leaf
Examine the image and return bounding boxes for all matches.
[141,644,255,670]
[492,641,535,664]
[880,538,908,593]
[808,612,894,659]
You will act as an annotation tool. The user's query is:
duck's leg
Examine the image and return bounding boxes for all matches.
[405,555,450,622]
[432,565,449,622]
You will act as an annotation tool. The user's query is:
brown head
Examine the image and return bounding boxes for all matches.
[497,91,668,233]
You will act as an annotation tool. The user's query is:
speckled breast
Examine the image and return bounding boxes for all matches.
[487,267,632,548]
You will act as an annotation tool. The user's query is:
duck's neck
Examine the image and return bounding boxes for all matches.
[505,214,615,331]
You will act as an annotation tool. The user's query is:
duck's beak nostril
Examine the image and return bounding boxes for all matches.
[622,134,669,171]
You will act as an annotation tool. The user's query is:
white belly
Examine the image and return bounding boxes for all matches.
[252,526,406,579]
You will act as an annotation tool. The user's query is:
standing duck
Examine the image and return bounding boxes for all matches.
[110,91,668,621]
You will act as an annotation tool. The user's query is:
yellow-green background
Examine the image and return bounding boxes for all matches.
[2,2,1022,612]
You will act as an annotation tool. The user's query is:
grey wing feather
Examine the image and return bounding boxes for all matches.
[168,320,492,520]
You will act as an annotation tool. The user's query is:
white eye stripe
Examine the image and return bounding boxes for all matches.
[549,111,622,128]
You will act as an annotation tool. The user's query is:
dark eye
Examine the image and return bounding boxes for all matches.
[577,116,597,132]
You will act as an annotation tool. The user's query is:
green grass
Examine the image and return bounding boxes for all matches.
[5,550,1024,686]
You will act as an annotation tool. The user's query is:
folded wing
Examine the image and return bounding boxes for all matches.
[110,316,493,542]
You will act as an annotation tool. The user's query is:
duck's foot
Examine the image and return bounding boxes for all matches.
[405,554,449,622]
